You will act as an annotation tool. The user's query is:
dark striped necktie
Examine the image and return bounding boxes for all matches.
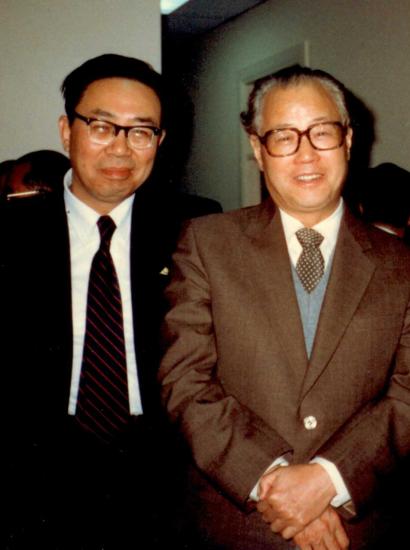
[76,215,129,443]
[296,227,325,293]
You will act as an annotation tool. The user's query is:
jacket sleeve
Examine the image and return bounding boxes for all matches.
[318,286,410,516]
[158,221,292,506]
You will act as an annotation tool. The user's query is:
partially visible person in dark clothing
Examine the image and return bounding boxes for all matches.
[0,159,15,194]
[358,162,410,241]
[3,149,70,199]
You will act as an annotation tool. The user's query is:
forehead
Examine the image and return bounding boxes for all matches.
[77,77,162,120]
[260,81,340,128]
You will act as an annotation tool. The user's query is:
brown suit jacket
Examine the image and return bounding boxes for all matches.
[159,200,410,549]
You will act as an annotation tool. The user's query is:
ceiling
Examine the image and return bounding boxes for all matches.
[163,0,267,36]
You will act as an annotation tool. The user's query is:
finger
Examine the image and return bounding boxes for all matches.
[256,502,277,524]
[280,524,299,540]
[258,467,280,500]
[334,525,349,549]
[322,529,343,550]
[258,480,271,501]
[327,509,349,549]
[256,500,268,513]
[257,504,277,524]
[257,499,276,521]
[296,535,327,550]
[270,519,285,534]
[260,510,275,523]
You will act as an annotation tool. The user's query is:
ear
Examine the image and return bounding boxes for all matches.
[249,134,264,172]
[345,126,353,160]
[158,129,166,147]
[59,115,71,153]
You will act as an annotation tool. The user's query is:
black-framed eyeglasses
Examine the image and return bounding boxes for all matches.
[258,121,348,157]
[73,111,162,150]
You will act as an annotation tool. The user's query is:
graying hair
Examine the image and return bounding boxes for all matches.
[241,65,350,135]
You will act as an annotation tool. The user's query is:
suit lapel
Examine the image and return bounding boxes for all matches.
[129,194,150,410]
[44,195,73,410]
[129,186,173,415]
[300,211,376,398]
[246,202,308,382]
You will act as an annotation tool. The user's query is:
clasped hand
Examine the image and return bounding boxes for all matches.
[257,464,349,549]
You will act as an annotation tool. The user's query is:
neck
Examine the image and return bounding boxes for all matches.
[281,202,342,228]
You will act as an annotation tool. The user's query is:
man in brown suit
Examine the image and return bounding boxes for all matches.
[159,65,410,549]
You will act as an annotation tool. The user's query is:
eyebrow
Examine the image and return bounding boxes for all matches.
[89,108,159,126]
[270,116,335,130]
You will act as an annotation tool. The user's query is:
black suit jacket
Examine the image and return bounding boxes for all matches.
[0,182,190,548]
[2,183,179,419]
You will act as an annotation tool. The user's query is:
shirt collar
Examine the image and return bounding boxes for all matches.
[63,168,134,245]
[279,199,344,267]
[280,199,344,243]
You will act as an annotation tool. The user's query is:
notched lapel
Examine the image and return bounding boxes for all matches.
[248,206,308,383]
[300,216,376,398]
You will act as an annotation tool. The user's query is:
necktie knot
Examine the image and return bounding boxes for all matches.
[295,228,325,293]
[97,215,116,249]
[296,227,324,249]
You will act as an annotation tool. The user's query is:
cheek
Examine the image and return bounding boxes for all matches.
[71,141,100,172]
[134,149,157,171]
[264,160,291,186]
[331,155,349,183]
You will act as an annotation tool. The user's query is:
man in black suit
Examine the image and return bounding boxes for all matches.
[1,53,188,549]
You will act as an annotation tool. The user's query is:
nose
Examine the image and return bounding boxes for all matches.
[295,134,318,162]
[106,129,131,156]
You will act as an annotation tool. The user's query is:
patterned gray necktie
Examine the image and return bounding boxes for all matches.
[295,228,325,293]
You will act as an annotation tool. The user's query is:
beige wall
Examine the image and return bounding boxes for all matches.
[0,0,161,160]
[182,0,410,211]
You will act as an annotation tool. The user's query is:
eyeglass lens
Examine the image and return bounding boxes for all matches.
[88,120,156,149]
[264,122,344,156]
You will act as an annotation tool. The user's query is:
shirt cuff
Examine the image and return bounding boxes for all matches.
[249,456,289,502]
[311,456,351,507]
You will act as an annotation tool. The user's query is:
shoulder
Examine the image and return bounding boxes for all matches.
[0,192,67,249]
[2,191,64,218]
[188,200,273,236]
[172,193,223,220]
[344,209,410,268]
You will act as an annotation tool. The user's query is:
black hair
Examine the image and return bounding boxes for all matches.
[4,150,70,195]
[360,163,410,229]
[61,53,167,126]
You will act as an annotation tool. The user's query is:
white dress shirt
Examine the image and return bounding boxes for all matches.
[251,200,351,507]
[279,199,343,269]
[64,170,143,416]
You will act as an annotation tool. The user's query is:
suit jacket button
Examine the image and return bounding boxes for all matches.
[303,415,317,430]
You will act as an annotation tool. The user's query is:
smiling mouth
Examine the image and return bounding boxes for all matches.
[296,174,322,182]
[101,167,132,179]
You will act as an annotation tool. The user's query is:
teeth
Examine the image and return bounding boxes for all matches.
[297,174,321,181]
